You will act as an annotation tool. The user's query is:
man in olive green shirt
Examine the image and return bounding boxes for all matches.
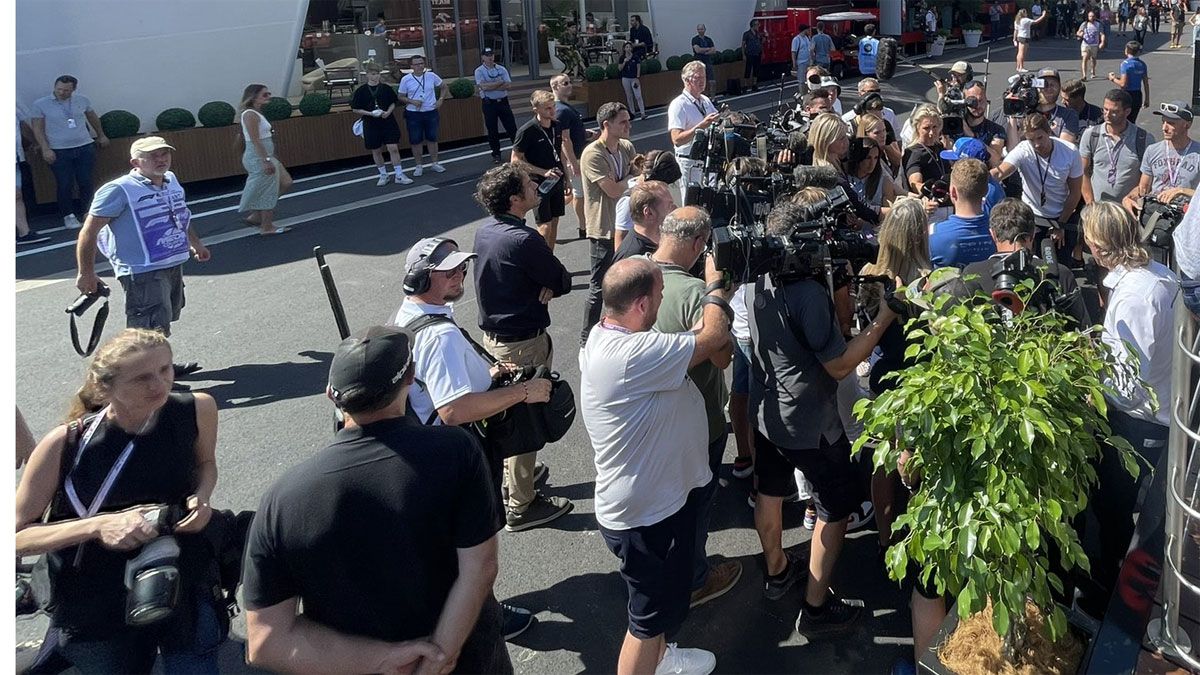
[649,206,742,609]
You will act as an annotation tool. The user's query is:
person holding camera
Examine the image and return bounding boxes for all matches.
[16,329,221,673]
[1076,201,1179,618]
[1123,101,1200,214]
[471,164,574,532]
[961,198,1092,327]
[991,113,1084,261]
[933,61,972,102]
[958,80,1007,168]
[242,325,500,675]
[579,253,734,674]
[76,136,209,378]
[1080,89,1149,207]
[930,157,998,268]
[511,90,568,251]
[669,61,720,208]
[747,196,898,637]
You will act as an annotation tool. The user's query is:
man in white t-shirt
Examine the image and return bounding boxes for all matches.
[397,55,449,175]
[668,61,720,206]
[391,236,554,642]
[991,112,1084,258]
[580,255,733,675]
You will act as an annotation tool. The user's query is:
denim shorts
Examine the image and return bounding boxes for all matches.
[405,109,439,144]
[1182,276,1200,317]
[731,339,752,395]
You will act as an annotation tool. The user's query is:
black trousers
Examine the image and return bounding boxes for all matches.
[482,98,517,158]
[1128,90,1143,122]
[579,237,614,346]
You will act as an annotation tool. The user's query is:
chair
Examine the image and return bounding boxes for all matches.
[324,66,360,104]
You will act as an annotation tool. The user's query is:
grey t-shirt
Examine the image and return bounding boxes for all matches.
[1140,139,1200,194]
[1079,122,1147,202]
[31,93,96,150]
[747,275,847,450]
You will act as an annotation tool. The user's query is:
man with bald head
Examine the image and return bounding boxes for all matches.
[580,246,734,675]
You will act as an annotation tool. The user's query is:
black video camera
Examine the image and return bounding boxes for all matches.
[1003,72,1043,118]
[1139,193,1189,264]
[939,84,969,137]
[920,178,952,207]
[990,248,1077,315]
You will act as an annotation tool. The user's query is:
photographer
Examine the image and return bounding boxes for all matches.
[16,329,221,673]
[668,61,719,207]
[993,69,1080,149]
[933,61,972,102]
[802,89,833,117]
[961,198,1092,327]
[960,81,1007,168]
[930,157,998,268]
[991,113,1084,262]
[1080,89,1148,206]
[1123,101,1200,215]
[747,197,898,636]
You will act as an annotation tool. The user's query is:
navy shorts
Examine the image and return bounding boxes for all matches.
[731,339,752,395]
[753,430,862,522]
[599,486,703,639]
[405,110,440,144]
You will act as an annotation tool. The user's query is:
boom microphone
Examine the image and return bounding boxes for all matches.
[792,164,842,190]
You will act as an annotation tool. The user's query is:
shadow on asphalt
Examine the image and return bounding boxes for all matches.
[183,350,333,409]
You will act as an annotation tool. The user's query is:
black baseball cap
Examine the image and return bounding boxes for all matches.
[482,47,495,56]
[328,325,414,410]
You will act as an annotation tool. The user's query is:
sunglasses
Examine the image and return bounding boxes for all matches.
[436,262,469,276]
[1160,102,1193,119]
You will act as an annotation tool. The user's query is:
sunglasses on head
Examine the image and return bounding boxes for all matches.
[1160,102,1193,118]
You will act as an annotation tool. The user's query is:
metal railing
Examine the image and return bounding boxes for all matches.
[1152,291,1200,670]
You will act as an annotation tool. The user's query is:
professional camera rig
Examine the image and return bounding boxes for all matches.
[1139,193,1190,265]
[990,244,1080,316]
[1002,72,1043,118]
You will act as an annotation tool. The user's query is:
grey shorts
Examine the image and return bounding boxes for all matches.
[119,265,185,336]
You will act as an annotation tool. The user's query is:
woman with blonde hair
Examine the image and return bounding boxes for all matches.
[16,329,222,673]
[856,112,901,175]
[1013,8,1048,72]
[238,84,292,235]
[806,112,880,227]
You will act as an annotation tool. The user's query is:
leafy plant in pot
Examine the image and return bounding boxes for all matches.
[853,281,1143,672]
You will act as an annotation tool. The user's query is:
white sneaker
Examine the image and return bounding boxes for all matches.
[429,162,446,173]
[63,214,82,229]
[376,173,391,186]
[413,165,424,177]
[395,172,414,185]
[654,644,716,675]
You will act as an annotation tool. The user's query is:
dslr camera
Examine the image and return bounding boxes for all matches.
[124,503,185,626]
[990,248,1078,316]
[1003,72,1044,117]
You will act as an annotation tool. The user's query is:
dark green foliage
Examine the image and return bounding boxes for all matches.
[197,101,236,127]
[298,93,333,116]
[585,65,607,82]
[261,97,294,122]
[641,58,662,75]
[100,110,140,138]
[155,108,195,131]
[448,77,476,98]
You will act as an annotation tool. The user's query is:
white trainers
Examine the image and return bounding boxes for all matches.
[413,165,424,177]
[63,214,82,229]
[654,644,716,675]
[376,173,391,186]
[429,162,446,173]
[395,172,414,185]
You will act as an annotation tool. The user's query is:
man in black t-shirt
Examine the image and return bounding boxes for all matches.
[742,19,767,92]
[551,74,597,238]
[512,89,567,250]
[962,81,1007,168]
[349,62,413,186]
[628,14,654,60]
[613,180,675,262]
[243,326,511,675]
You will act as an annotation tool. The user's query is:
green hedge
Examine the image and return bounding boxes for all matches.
[666,55,683,71]
[734,47,743,60]
[641,58,662,75]
[606,62,621,80]
[721,49,737,62]
[712,51,726,65]
[155,108,195,131]
[261,97,294,122]
[197,101,235,127]
[449,78,475,99]
[100,110,140,139]
[585,65,607,82]
[299,93,333,116]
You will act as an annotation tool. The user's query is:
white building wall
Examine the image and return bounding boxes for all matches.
[16,0,308,132]
[649,0,759,64]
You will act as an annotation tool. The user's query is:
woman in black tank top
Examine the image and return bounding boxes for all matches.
[15,329,222,674]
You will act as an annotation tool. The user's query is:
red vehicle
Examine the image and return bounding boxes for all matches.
[755,1,856,79]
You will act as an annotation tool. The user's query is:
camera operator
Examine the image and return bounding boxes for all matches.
[818,76,845,115]
[747,197,898,636]
[613,180,677,262]
[993,69,1081,148]
[1076,201,1180,619]
[991,113,1084,262]
[1080,89,1148,206]
[579,254,733,674]
[1061,79,1104,131]
[1123,101,1200,215]
[930,158,998,268]
[16,329,222,673]
[961,198,1092,327]
[802,89,833,117]
[933,61,972,101]
[243,326,502,675]
[959,81,1007,168]
[668,61,720,207]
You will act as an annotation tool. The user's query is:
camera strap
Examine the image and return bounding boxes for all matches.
[69,297,109,357]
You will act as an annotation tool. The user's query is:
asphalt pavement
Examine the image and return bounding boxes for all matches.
[14,30,1196,673]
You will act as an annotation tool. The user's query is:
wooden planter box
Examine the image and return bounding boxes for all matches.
[581,61,747,117]
[28,97,490,204]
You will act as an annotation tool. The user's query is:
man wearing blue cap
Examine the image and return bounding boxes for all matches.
[929,156,997,269]
[940,138,1005,214]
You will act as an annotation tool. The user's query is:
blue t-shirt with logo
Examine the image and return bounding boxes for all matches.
[858,37,879,75]
[930,213,997,269]
[1119,57,1147,91]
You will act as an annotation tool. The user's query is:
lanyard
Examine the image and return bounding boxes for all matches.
[1034,142,1055,207]
[538,123,560,164]
[64,405,154,520]
[1165,142,1186,187]
[1102,132,1122,187]
[599,318,632,334]
[686,94,709,120]
[56,97,74,121]
[414,73,428,97]
[605,144,624,180]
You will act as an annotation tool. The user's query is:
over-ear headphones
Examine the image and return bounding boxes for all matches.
[402,237,455,295]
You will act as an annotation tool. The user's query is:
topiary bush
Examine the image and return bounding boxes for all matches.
[449,77,476,99]
[712,50,726,65]
[261,97,294,122]
[722,48,737,62]
[666,55,683,71]
[734,47,744,60]
[155,108,196,131]
[679,53,695,65]
[197,101,236,127]
[585,65,607,82]
[299,93,333,116]
[100,110,140,139]
[606,62,621,79]
[641,58,662,75]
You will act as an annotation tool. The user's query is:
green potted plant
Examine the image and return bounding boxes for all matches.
[155,108,195,131]
[854,282,1142,672]
[959,0,986,47]
[605,62,621,80]
[641,57,662,75]
[197,101,236,127]
[99,110,140,139]
[298,93,333,116]
[666,55,684,71]
[261,97,294,122]
[448,78,476,99]
[585,64,607,82]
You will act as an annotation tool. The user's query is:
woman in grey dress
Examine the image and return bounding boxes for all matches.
[238,84,291,234]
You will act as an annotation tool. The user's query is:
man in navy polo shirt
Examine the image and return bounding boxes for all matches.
[929,156,997,269]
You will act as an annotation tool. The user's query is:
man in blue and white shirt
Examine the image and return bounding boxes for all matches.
[474,48,518,164]
[75,136,210,372]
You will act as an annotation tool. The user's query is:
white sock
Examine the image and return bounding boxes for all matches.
[377,165,387,176]
[394,166,405,176]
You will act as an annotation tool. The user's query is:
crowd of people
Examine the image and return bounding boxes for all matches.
[14,9,1200,675]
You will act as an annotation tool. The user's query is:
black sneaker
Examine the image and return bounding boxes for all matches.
[763,550,807,600]
[505,493,573,532]
[16,231,51,245]
[795,595,864,638]
[500,602,534,640]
